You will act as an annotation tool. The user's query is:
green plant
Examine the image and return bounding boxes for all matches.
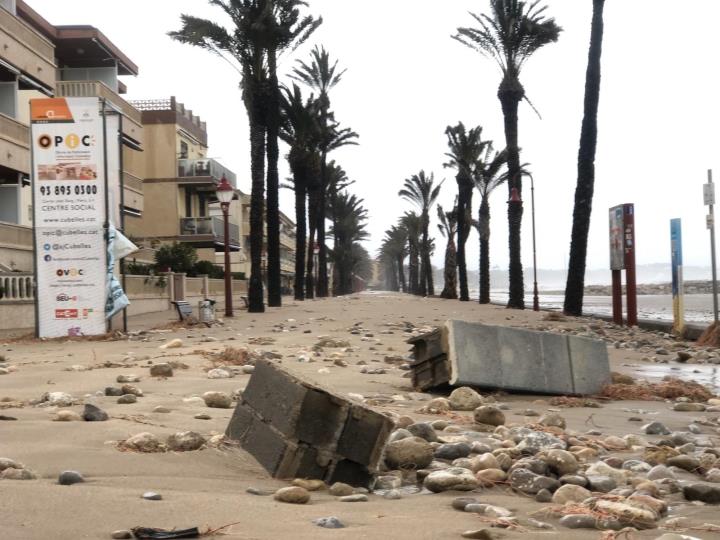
[154,242,198,274]
[191,260,225,279]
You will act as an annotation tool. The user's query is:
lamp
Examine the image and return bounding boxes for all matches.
[215,175,234,317]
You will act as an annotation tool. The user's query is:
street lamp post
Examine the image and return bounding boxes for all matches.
[508,180,539,312]
[216,175,234,317]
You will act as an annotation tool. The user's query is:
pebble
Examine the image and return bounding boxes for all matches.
[203,391,233,408]
[42,392,74,407]
[117,394,137,404]
[142,491,162,500]
[461,530,501,540]
[207,368,233,379]
[54,410,82,422]
[452,497,478,511]
[82,404,109,422]
[509,468,559,495]
[683,484,720,504]
[153,406,171,414]
[435,442,471,461]
[58,470,84,485]
[424,468,478,493]
[448,387,484,411]
[116,375,140,383]
[193,413,211,420]
[545,449,579,475]
[666,455,700,472]
[552,484,591,504]
[328,482,353,496]
[643,421,671,435]
[111,531,133,539]
[339,494,368,502]
[105,387,124,396]
[120,385,143,396]
[121,432,164,453]
[292,479,325,491]
[274,486,310,504]
[246,487,275,496]
[407,422,438,442]
[538,413,566,429]
[159,338,183,349]
[473,405,505,426]
[312,517,345,529]
[149,363,173,377]
[673,403,706,412]
[0,458,23,471]
[586,475,617,493]
[166,431,206,452]
[647,465,676,481]
[383,489,402,500]
[241,365,255,375]
[384,437,434,469]
[535,489,552,503]
[1,468,37,480]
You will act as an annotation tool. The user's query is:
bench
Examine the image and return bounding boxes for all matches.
[171,300,193,321]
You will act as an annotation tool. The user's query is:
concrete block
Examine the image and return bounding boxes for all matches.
[336,405,394,467]
[567,335,612,394]
[326,459,374,488]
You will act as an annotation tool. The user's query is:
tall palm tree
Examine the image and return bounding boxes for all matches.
[291,46,352,298]
[401,212,422,295]
[437,202,459,300]
[261,0,321,308]
[444,122,490,301]
[279,83,322,301]
[330,191,368,295]
[170,0,269,313]
[455,0,561,309]
[564,0,606,316]
[399,171,443,296]
[474,145,510,304]
[380,225,408,293]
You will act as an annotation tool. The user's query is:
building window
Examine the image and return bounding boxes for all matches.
[179,141,189,160]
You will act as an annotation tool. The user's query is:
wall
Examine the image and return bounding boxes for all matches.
[126,182,180,238]
[0,221,32,270]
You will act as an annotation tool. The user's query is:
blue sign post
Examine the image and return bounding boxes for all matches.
[670,218,684,335]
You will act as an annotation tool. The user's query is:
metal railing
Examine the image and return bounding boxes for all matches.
[0,272,34,301]
[177,158,236,186]
[179,217,240,245]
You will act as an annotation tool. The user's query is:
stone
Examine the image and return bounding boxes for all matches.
[407,422,438,442]
[683,484,720,504]
[43,392,74,407]
[475,468,507,487]
[545,449,579,475]
[586,475,617,493]
[560,475,588,486]
[647,465,676,481]
[622,460,651,473]
[153,406,171,414]
[559,514,621,530]
[535,489,552,503]
[142,491,162,500]
[207,368,233,379]
[593,499,658,529]
[461,530,500,540]
[203,391,233,409]
[0,458,22,471]
[116,374,140,383]
[509,468,559,495]
[117,394,137,404]
[420,397,450,413]
[384,437,434,470]
[552,484,591,504]
[121,432,164,453]
[328,482,354,496]
[384,489,402,500]
[312,517,345,529]
[539,413,567,429]
[435,443,471,461]
[339,494,368,502]
[274,486,310,504]
[111,531,133,539]
[472,453,500,472]
[424,467,478,493]
[473,405,505,427]
[706,468,720,483]
[388,429,412,443]
[149,363,173,377]
[673,402,706,412]
[105,387,124,397]
[514,429,566,453]
[166,431,206,452]
[121,384,143,397]
[666,455,700,472]
[58,470,84,485]
[586,461,628,486]
[54,410,82,422]
[292,478,325,491]
[1,468,37,480]
[449,387,484,411]
[159,338,183,349]
[194,413,211,420]
[82,404,109,422]
[452,497,479,511]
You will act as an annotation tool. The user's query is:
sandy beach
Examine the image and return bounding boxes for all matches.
[1,292,720,540]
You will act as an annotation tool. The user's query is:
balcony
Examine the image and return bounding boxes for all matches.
[55,80,143,146]
[177,158,236,187]
[122,171,143,213]
[0,111,28,173]
[0,7,55,89]
[179,217,240,250]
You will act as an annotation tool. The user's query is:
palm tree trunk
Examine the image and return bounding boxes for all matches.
[397,254,406,292]
[265,47,281,308]
[294,182,306,301]
[564,0,606,316]
[441,237,458,299]
[306,186,318,299]
[409,243,419,295]
[316,153,329,298]
[479,198,491,304]
[499,75,525,309]
[457,181,473,301]
[248,113,266,313]
[419,215,429,296]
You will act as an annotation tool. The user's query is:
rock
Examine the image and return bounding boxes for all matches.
[586,475,617,493]
[194,413,211,420]
[552,484,591,504]
[0,458,23,471]
[374,475,401,490]
[622,460,651,473]
[461,530,503,540]
[535,489,552,503]
[117,394,137,404]
[1,468,37,480]
[449,387,484,411]
[312,517,345,529]
[539,413,567,429]
[82,404,108,422]
[149,363,173,377]
[54,410,82,422]
[203,391,232,408]
[586,461,628,486]
[246,487,275,496]
[424,467,478,493]
[435,443,471,461]
[545,449,579,475]
[153,406,171,414]
[388,428,412,443]
[654,535,701,540]
[706,468,720,483]
[407,422,438,442]
[291,478,325,491]
[339,494,368,502]
[683,484,720,504]
[116,374,140,383]
[121,384,143,396]
[111,531,133,539]
[105,387,124,396]
[274,486,310,504]
[207,368,232,379]
[166,431,206,452]
[384,437,434,469]
[121,432,165,453]
[43,392,74,407]
[666,455,700,472]
[509,468,559,495]
[643,421,671,435]
[514,429,566,453]
[673,402,706,412]
[159,338,183,349]
[142,491,162,500]
[472,453,500,472]
[559,514,621,530]
[560,475,588,486]
[420,397,450,413]
[452,497,479,511]
[475,468,507,487]
[58,470,84,485]
[384,489,402,500]
[474,405,505,426]
[328,482,354,496]
[242,365,255,375]
[647,465,676,481]
[593,499,658,529]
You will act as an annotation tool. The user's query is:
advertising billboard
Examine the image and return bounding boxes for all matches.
[31,97,107,337]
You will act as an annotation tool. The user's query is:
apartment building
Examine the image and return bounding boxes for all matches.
[125,97,244,271]
[0,0,143,271]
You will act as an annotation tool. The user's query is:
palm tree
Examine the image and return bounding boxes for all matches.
[291,46,353,298]
[437,202,459,299]
[330,191,368,295]
[474,145,510,304]
[401,212,422,295]
[444,122,490,301]
[279,83,322,301]
[380,225,408,293]
[262,0,321,308]
[455,0,561,309]
[564,0,606,316]
[170,0,269,313]
[399,171,443,296]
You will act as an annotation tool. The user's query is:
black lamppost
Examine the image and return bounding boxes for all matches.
[216,175,234,317]
[508,182,539,312]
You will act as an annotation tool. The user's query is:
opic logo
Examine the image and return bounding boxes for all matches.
[37,133,94,149]
[55,309,78,319]
[56,293,77,302]
[43,243,51,251]
[56,268,84,277]
[44,255,52,262]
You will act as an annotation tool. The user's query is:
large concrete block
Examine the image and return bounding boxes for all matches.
[567,335,612,394]
[326,459,374,488]
[336,404,394,467]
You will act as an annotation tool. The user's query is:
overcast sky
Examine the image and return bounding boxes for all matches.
[28,0,720,275]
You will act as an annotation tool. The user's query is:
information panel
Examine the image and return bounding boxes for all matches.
[31,97,107,337]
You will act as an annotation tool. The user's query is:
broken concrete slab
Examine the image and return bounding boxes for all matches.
[226,359,393,487]
[409,320,610,395]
